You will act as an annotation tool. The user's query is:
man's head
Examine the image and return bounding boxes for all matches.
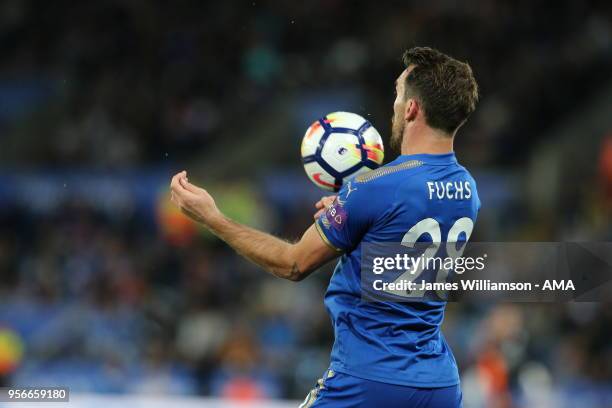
[391,47,479,151]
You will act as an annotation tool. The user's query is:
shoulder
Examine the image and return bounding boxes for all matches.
[453,162,481,210]
[336,159,426,216]
[349,158,428,203]
[353,158,426,184]
[455,163,479,193]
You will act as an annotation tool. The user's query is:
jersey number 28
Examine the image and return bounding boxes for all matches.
[385,217,474,299]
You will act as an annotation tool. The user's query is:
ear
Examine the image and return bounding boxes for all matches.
[404,98,419,122]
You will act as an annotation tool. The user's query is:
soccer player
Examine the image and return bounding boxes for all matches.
[170,47,480,408]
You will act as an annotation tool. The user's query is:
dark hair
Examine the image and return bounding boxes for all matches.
[402,47,479,134]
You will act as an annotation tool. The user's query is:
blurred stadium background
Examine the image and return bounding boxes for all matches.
[0,0,611,407]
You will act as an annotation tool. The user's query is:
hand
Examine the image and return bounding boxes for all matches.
[170,171,220,224]
[313,195,337,220]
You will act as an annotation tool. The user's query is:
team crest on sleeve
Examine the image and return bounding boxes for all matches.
[324,198,348,230]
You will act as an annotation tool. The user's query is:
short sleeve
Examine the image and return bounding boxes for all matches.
[315,180,375,252]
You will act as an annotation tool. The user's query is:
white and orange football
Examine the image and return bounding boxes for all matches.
[301,112,384,191]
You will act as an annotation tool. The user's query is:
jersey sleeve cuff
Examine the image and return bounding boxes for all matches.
[315,219,345,253]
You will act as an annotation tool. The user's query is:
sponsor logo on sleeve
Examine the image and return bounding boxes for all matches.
[324,199,348,230]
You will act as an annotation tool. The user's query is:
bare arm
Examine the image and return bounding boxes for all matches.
[170,171,341,281]
[206,217,339,281]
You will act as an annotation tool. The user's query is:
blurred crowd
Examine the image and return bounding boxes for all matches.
[0,186,610,405]
[0,0,611,168]
[0,0,611,406]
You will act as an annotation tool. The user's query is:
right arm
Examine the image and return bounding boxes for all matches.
[170,171,341,281]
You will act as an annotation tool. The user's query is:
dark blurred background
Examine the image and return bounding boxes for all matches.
[0,0,611,406]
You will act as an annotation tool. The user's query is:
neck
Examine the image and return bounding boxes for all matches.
[400,126,454,155]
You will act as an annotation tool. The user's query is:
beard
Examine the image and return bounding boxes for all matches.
[390,113,404,152]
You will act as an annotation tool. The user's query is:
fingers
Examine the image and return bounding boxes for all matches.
[315,195,337,209]
[170,171,187,191]
[170,170,205,195]
[313,195,337,220]
[180,177,202,194]
[170,171,199,203]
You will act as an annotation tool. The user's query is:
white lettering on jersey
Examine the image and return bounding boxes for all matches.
[427,181,473,200]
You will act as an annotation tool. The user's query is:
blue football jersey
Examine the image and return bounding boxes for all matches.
[315,152,481,388]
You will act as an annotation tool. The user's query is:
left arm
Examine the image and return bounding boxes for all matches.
[170,171,340,281]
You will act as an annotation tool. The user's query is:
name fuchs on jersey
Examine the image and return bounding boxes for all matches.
[426,181,472,200]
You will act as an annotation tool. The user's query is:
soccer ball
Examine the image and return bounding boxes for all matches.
[301,112,384,191]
